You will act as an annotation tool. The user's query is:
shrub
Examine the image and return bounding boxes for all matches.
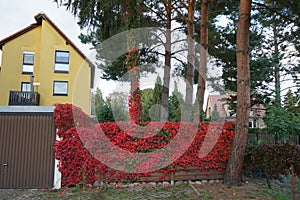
[244,143,300,179]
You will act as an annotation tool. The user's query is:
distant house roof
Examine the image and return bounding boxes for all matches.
[0,12,95,87]
[206,94,266,118]
[206,94,230,118]
[251,103,266,117]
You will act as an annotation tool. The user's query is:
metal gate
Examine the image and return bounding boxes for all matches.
[0,106,56,188]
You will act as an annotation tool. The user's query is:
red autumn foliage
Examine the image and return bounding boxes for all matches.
[53,104,234,187]
[125,31,142,124]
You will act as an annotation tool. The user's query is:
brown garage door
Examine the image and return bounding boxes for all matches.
[0,109,56,188]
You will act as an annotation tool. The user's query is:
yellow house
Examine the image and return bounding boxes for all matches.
[0,12,94,114]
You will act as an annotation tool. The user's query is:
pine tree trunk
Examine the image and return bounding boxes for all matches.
[224,0,252,186]
[273,23,281,108]
[161,2,172,121]
[183,0,196,121]
[196,0,209,114]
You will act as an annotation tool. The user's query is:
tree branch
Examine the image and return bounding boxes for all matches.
[143,4,166,22]
[177,0,188,10]
[172,55,187,66]
[171,48,188,55]
[163,0,188,24]
[149,43,165,52]
[170,38,187,46]
[253,1,300,26]
[208,9,239,15]
[281,85,299,92]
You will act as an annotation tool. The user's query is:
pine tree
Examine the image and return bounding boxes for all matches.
[224,0,252,186]
[168,81,184,122]
[210,104,222,122]
[93,88,114,122]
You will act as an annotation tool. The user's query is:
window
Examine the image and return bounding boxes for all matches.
[22,52,34,74]
[253,119,257,128]
[53,81,68,96]
[54,50,69,72]
[21,82,31,92]
[249,120,258,128]
[249,122,252,128]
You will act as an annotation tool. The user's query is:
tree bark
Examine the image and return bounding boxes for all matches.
[161,1,172,121]
[196,0,209,114]
[183,0,196,121]
[224,0,252,186]
[273,23,281,108]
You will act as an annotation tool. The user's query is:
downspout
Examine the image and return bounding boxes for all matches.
[30,75,35,92]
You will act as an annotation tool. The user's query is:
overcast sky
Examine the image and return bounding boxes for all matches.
[0,0,93,58]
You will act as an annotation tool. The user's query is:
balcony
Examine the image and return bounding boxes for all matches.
[9,91,40,106]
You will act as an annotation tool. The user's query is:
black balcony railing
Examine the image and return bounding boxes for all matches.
[9,91,40,106]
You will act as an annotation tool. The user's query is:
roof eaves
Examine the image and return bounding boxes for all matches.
[34,12,95,68]
[0,12,95,88]
[0,23,39,50]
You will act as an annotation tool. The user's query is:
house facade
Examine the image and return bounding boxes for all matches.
[0,12,94,114]
[205,94,266,128]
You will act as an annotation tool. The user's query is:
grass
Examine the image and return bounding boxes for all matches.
[252,174,300,200]
[266,190,291,200]
[202,194,214,200]
[13,184,197,200]
[100,184,198,200]
[0,175,298,200]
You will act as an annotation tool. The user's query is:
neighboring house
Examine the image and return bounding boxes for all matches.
[205,94,266,128]
[0,12,95,114]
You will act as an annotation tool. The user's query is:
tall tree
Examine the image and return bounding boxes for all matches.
[207,0,299,112]
[257,0,299,105]
[144,0,174,121]
[184,0,197,121]
[54,0,159,81]
[196,0,209,114]
[168,0,197,121]
[161,0,172,121]
[224,0,252,186]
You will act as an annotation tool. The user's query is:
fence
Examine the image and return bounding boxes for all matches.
[248,133,300,145]
[98,166,225,183]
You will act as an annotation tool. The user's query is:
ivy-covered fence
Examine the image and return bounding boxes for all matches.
[53,104,234,187]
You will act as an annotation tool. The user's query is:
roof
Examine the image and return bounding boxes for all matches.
[251,104,266,117]
[0,12,95,87]
[206,94,230,118]
[206,94,266,118]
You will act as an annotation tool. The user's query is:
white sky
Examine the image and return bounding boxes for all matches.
[0,0,93,61]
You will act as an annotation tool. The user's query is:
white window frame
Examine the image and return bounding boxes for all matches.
[22,51,34,74]
[21,82,31,92]
[253,119,257,128]
[54,50,70,73]
[53,81,68,96]
[249,120,258,128]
